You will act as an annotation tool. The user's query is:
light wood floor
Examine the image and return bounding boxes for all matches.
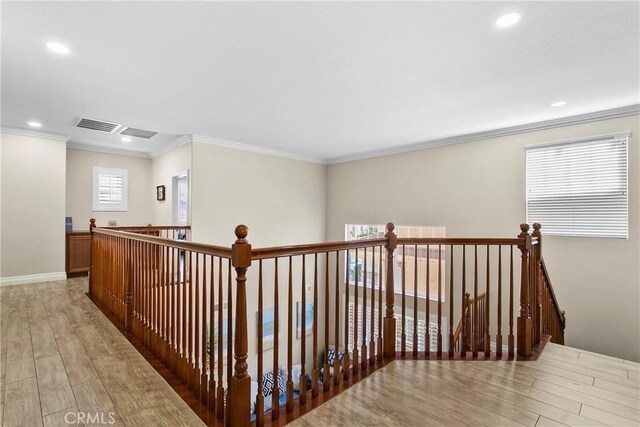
[291,345,640,427]
[0,277,204,427]
[2,278,639,426]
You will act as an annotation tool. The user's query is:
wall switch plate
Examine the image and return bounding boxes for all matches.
[108,220,117,226]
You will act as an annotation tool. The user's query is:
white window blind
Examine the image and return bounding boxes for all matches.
[526,132,629,238]
[176,176,188,225]
[92,167,128,211]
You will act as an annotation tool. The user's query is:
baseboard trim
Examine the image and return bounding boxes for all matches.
[0,272,68,287]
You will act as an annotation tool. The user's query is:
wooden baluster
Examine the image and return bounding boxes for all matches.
[312,253,319,398]
[300,255,307,404]
[532,223,543,347]
[508,246,514,358]
[190,251,197,389]
[208,256,216,412]
[343,250,350,381]
[425,244,431,357]
[165,246,170,366]
[383,223,397,358]
[496,246,503,359]
[226,259,233,408]
[228,225,252,427]
[323,252,330,391]
[448,245,454,357]
[353,248,360,373]
[401,245,406,358]
[437,245,442,358]
[256,260,264,427]
[287,256,294,411]
[181,250,187,383]
[485,245,491,357]
[216,256,224,420]
[194,253,201,397]
[172,247,178,373]
[377,245,383,361]
[370,247,376,364]
[460,246,466,358]
[361,247,368,370]
[272,258,280,420]
[517,224,533,358]
[200,255,208,404]
[334,251,342,386]
[473,245,478,358]
[413,245,418,357]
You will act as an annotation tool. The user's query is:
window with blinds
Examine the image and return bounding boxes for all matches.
[92,167,128,211]
[176,176,189,225]
[526,132,629,238]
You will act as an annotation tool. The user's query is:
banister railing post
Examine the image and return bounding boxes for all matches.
[383,222,397,358]
[517,224,533,358]
[532,223,543,346]
[228,225,252,427]
[124,239,133,334]
[89,218,96,297]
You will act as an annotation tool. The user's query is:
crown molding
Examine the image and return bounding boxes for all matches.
[326,104,640,164]
[149,134,192,158]
[67,141,151,159]
[191,134,327,164]
[1,126,69,142]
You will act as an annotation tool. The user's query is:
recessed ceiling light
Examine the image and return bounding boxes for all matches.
[27,121,42,128]
[46,41,70,55]
[551,101,567,107]
[495,13,521,28]
[121,136,132,143]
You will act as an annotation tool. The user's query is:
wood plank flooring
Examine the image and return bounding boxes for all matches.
[2,277,639,426]
[0,278,204,427]
[291,344,640,427]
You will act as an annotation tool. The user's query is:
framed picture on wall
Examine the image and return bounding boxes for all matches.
[156,185,166,201]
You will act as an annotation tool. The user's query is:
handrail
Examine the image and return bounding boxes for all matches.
[397,237,520,245]
[91,227,232,258]
[104,225,191,231]
[251,237,388,259]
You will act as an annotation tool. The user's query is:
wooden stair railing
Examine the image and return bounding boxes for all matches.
[452,292,487,354]
[540,258,566,344]
[89,221,564,427]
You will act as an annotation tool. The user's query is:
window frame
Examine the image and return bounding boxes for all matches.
[92,166,128,212]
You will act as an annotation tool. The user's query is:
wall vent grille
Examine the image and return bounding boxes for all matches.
[120,127,158,139]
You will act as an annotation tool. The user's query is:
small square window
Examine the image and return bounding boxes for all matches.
[92,167,128,212]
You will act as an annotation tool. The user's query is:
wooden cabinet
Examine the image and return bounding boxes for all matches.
[66,232,91,277]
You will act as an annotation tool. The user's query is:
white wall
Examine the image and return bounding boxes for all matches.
[190,141,327,376]
[150,142,192,225]
[1,133,66,279]
[326,115,640,362]
[66,149,152,229]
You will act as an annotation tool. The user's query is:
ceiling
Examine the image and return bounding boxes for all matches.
[2,1,639,162]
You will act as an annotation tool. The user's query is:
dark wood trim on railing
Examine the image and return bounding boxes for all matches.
[251,238,388,260]
[92,228,232,258]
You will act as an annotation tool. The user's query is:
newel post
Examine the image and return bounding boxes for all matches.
[383,222,397,358]
[517,224,533,358]
[89,218,96,297]
[227,225,252,427]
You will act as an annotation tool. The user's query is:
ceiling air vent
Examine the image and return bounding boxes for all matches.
[74,117,122,133]
[120,127,158,139]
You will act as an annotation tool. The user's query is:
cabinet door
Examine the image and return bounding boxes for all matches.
[67,234,91,274]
